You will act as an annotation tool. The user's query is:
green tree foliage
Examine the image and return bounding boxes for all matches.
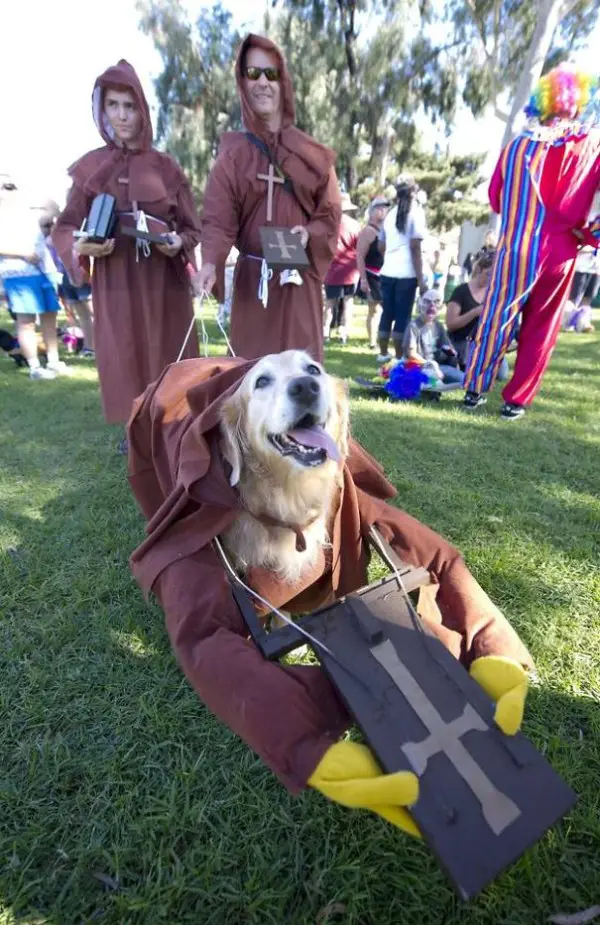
[427,0,600,126]
[407,151,490,232]
[353,150,490,232]
[138,0,242,199]
[139,0,598,228]
[265,5,416,191]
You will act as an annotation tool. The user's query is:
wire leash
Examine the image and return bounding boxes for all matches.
[215,310,235,357]
[176,311,201,362]
[213,536,338,662]
[176,290,237,363]
[212,536,409,704]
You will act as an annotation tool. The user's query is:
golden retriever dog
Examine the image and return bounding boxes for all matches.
[219,350,349,583]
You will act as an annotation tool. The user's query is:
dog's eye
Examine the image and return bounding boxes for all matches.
[306,364,321,376]
[254,374,272,389]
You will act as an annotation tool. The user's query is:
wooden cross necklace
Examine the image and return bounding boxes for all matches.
[257,163,285,223]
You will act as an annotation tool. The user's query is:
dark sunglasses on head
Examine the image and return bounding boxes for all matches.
[244,66,281,82]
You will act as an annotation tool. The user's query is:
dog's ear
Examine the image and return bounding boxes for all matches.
[219,393,245,487]
[331,375,350,461]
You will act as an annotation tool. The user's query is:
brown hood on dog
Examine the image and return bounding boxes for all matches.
[127,356,396,597]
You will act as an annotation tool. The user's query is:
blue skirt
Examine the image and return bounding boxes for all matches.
[3,273,60,316]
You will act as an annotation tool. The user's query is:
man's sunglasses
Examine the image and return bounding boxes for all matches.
[244,66,281,82]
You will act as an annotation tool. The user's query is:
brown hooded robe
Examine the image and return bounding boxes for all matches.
[52,60,201,424]
[200,35,342,363]
[127,358,534,795]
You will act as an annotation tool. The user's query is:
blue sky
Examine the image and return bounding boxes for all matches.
[1,0,598,204]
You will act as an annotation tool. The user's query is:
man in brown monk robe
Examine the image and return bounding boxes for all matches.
[53,60,201,448]
[194,34,342,363]
[127,355,534,832]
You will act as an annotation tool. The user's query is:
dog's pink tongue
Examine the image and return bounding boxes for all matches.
[288,425,341,462]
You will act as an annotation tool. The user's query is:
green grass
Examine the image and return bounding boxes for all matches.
[1,303,599,925]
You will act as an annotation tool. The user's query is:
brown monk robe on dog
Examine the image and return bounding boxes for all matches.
[127,350,533,836]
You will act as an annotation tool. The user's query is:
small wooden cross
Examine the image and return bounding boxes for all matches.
[257,163,285,223]
[267,230,301,261]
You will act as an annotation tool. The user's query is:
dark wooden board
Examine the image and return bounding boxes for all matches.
[120,225,172,245]
[233,574,577,901]
[259,225,310,270]
[302,580,577,900]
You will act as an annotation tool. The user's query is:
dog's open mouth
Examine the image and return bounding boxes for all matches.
[268,415,341,467]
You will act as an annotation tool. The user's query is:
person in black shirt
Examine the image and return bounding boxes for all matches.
[357,196,389,348]
[446,250,509,380]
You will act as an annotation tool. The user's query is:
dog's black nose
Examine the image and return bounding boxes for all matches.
[288,375,320,406]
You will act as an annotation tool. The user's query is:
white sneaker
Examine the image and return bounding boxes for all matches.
[376,354,392,364]
[29,366,57,380]
[46,360,72,376]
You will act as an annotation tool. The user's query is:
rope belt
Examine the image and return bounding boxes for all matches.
[120,210,170,263]
[241,253,272,308]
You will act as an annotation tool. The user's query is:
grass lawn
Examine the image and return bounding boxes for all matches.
[1,302,599,925]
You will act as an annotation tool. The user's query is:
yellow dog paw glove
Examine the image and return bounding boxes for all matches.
[308,740,421,837]
[469,656,529,735]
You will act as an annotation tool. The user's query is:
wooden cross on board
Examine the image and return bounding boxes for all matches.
[231,554,577,902]
[258,226,310,270]
[257,163,285,223]
[267,230,302,262]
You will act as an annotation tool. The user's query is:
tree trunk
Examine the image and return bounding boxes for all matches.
[346,159,358,191]
[378,127,393,188]
[489,0,570,231]
[500,0,568,150]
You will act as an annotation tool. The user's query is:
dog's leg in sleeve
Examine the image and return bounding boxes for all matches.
[367,500,533,670]
[153,546,351,793]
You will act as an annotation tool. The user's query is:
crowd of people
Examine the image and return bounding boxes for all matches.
[1,50,599,435]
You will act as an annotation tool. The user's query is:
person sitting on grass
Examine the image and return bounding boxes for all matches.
[446,249,510,383]
[403,289,464,387]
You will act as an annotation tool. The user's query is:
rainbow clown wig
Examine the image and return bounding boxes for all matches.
[525,64,599,124]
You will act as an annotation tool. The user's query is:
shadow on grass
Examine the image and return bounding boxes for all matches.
[1,482,599,925]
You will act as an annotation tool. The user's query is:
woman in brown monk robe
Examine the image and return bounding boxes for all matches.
[53,60,201,452]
